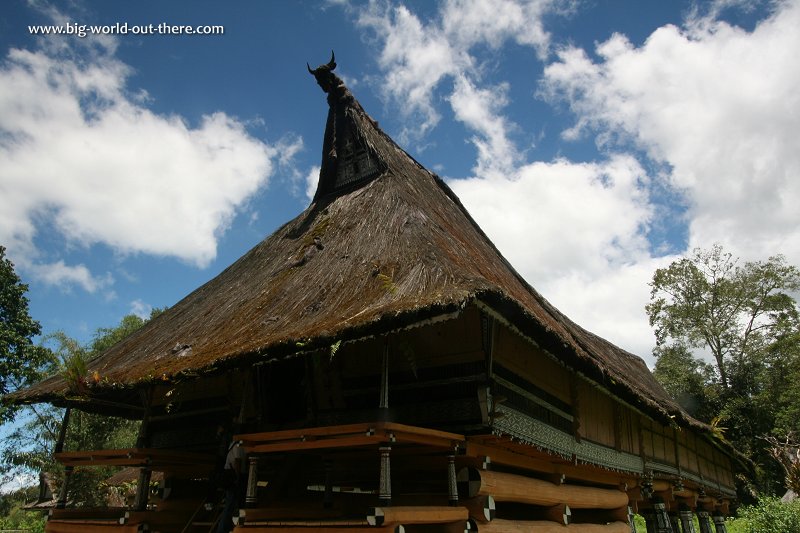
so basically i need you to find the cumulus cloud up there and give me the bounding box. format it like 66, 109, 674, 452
129, 299, 153, 320
449, 155, 659, 356
541, 0, 800, 264
0, 31, 299, 292
354, 0, 565, 141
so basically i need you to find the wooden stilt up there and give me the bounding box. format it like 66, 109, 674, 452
55, 465, 73, 509
696, 507, 713, 533
323, 459, 334, 509
712, 513, 728, 533
651, 498, 674, 533
133, 467, 151, 511
379, 445, 392, 506
245, 455, 259, 507
679, 504, 697, 533
641, 508, 656, 533
379, 339, 389, 410
448, 453, 459, 507
669, 513, 680, 533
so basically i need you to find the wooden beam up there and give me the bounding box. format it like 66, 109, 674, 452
234, 527, 404, 533
458, 468, 629, 510
464, 441, 637, 488
463, 495, 496, 523
44, 520, 144, 533
367, 506, 469, 526
469, 519, 630, 532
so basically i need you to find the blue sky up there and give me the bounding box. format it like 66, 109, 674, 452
2, 0, 799, 368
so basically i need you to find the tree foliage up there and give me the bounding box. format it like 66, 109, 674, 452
0, 246, 50, 423
0, 313, 157, 505
647, 244, 800, 495
647, 244, 800, 391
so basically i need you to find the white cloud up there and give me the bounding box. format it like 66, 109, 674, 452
354, 0, 564, 141
130, 299, 152, 320
541, 0, 800, 264
449, 155, 657, 356
26, 261, 113, 294
304, 165, 321, 202
0, 35, 299, 291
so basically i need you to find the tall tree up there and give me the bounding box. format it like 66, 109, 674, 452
646, 244, 800, 391
647, 244, 800, 494
0, 246, 50, 423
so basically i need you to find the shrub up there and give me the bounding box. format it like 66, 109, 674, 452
737, 496, 800, 533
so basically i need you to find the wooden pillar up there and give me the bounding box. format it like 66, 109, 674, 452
133, 468, 152, 511
653, 496, 675, 533
679, 504, 697, 533
712, 512, 728, 533
696, 506, 713, 533
245, 455, 259, 507
55, 466, 73, 509
379, 339, 389, 411
323, 459, 334, 509
447, 453, 459, 507
669, 513, 681, 533
379, 446, 392, 506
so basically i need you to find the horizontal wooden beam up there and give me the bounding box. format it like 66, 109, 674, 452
470, 519, 630, 532
368, 506, 468, 526
233, 527, 404, 533
458, 468, 629, 510
238, 421, 465, 454
43, 520, 144, 533
464, 440, 637, 488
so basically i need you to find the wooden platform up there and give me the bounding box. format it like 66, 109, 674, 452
236, 422, 465, 453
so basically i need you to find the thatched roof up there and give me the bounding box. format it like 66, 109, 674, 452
11, 59, 705, 435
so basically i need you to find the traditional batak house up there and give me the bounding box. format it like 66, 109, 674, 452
12, 55, 741, 533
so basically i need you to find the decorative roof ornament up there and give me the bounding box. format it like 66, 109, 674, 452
307, 51, 337, 93
306, 52, 378, 199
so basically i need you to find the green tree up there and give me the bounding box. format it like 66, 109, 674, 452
0, 246, 50, 423
652, 344, 717, 421
647, 245, 800, 494
647, 244, 800, 391
1, 313, 157, 505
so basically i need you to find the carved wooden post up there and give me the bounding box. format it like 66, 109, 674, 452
653, 497, 675, 533
447, 453, 458, 506
245, 455, 259, 507
696, 505, 713, 533
378, 446, 392, 506
669, 512, 681, 533
712, 512, 728, 533
679, 503, 697, 533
